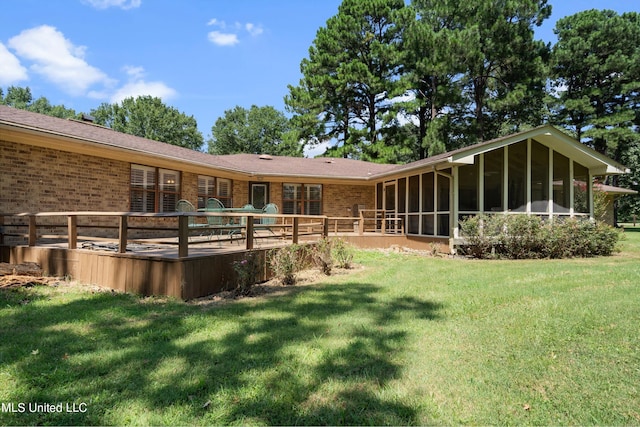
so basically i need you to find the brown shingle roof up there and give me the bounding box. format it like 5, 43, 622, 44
0, 105, 395, 180
0, 106, 630, 180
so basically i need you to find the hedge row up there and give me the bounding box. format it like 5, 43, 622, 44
459, 215, 621, 259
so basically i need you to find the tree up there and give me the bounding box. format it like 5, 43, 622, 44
453, 0, 551, 144
394, 1, 465, 159
286, 0, 408, 162
208, 105, 303, 157
549, 9, 640, 156
549, 9, 640, 221
91, 96, 204, 150
1, 85, 77, 118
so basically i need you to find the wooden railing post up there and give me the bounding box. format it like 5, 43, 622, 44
118, 215, 128, 254
359, 212, 364, 235
292, 217, 299, 244
323, 216, 329, 238
178, 215, 189, 258
68, 215, 77, 249
245, 216, 254, 250
28, 215, 37, 246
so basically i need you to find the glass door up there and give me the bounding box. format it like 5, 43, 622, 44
250, 183, 268, 209
383, 182, 398, 233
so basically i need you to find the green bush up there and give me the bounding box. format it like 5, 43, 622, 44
268, 244, 307, 286
312, 238, 333, 275
332, 238, 354, 269
232, 250, 261, 296
459, 214, 621, 259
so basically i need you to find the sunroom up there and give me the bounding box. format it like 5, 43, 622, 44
372, 126, 630, 243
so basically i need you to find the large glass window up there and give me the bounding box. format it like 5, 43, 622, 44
159, 169, 180, 213
130, 164, 180, 213
553, 152, 571, 213
574, 162, 590, 214
197, 176, 216, 209
437, 173, 450, 236
422, 172, 434, 212
216, 178, 232, 207
397, 178, 406, 214
408, 175, 420, 213
283, 183, 322, 215
484, 148, 503, 212
531, 140, 549, 213
437, 173, 450, 212
130, 165, 156, 212
458, 160, 479, 211
508, 142, 527, 212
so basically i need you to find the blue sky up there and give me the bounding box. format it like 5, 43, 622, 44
1, 0, 638, 147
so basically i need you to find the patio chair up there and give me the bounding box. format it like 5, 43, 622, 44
176, 199, 206, 239
239, 204, 255, 226
204, 197, 229, 241
259, 203, 279, 236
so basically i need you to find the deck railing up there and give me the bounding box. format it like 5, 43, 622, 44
0, 211, 331, 258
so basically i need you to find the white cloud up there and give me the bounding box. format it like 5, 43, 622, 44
7, 25, 113, 96
0, 42, 28, 85
123, 65, 145, 80
245, 23, 264, 37
109, 66, 176, 103
207, 18, 225, 28
207, 31, 239, 47
83, 0, 141, 10
206, 18, 264, 46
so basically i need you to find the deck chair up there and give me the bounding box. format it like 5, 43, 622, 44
259, 203, 279, 236
176, 199, 206, 238
204, 198, 228, 241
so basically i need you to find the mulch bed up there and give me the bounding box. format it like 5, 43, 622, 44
0, 262, 63, 289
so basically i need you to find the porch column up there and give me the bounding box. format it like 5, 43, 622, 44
68, 215, 77, 250
452, 166, 459, 239
178, 215, 189, 258
588, 171, 594, 220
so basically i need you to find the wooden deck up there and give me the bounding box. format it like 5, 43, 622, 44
0, 211, 448, 299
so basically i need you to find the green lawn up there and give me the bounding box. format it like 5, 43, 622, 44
1, 229, 639, 426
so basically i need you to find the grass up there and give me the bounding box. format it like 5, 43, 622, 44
1, 229, 639, 425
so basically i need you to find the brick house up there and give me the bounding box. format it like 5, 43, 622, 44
0, 105, 632, 249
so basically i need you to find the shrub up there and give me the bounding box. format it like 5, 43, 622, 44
268, 244, 307, 286
501, 215, 544, 259
232, 250, 261, 296
312, 238, 333, 275
332, 238, 354, 269
459, 214, 505, 259
460, 214, 620, 259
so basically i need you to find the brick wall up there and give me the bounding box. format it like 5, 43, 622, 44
1, 140, 129, 213
0, 140, 377, 240
323, 183, 375, 218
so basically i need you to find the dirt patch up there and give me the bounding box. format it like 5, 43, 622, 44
0, 262, 65, 289
190, 264, 366, 306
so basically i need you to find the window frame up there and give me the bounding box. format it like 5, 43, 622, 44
282, 183, 323, 215
130, 164, 181, 213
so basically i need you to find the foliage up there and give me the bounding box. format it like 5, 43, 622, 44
459, 214, 621, 259
208, 105, 302, 156
549, 9, 640, 158
1, 85, 78, 118
285, 0, 408, 161
91, 96, 204, 150
268, 244, 308, 286
331, 238, 354, 269
311, 238, 333, 275
231, 250, 261, 296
